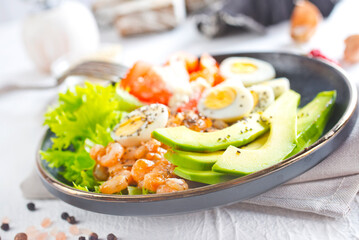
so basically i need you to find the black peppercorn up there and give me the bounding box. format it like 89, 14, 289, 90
89, 232, 98, 240
78, 236, 86, 240
14, 233, 28, 240
107, 233, 117, 240
67, 216, 77, 224
27, 202, 36, 211
0, 223, 9, 231
61, 212, 69, 220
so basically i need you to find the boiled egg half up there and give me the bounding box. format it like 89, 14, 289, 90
111, 104, 169, 147
248, 85, 275, 112
220, 57, 275, 86
261, 77, 290, 98
197, 83, 254, 122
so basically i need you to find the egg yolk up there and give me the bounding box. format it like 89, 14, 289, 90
250, 90, 259, 107
204, 87, 236, 109
115, 115, 145, 136
231, 62, 258, 74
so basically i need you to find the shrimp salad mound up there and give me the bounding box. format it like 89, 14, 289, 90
41, 52, 336, 195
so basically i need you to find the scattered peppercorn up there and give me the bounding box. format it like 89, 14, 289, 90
61, 212, 69, 220
27, 202, 36, 211
0, 223, 9, 231
107, 233, 117, 240
89, 232, 99, 240
14, 233, 27, 240
78, 236, 86, 240
67, 216, 77, 224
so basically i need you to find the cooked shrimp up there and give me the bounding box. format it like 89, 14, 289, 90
134, 145, 148, 159
89, 144, 106, 161
144, 139, 162, 152
100, 170, 131, 194
108, 162, 124, 177
131, 159, 155, 183
156, 178, 188, 193
122, 146, 137, 160
141, 172, 166, 192
145, 152, 164, 161
152, 159, 175, 176
98, 142, 124, 167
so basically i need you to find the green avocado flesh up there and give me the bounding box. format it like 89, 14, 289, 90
152, 113, 268, 152
174, 167, 236, 185
212, 90, 300, 175
167, 91, 336, 177
165, 149, 223, 171
288, 90, 336, 157
165, 132, 270, 171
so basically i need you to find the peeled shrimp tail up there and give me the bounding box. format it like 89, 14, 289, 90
99, 170, 131, 194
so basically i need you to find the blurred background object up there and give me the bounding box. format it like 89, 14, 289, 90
290, 1, 322, 43
92, 0, 186, 36
22, 0, 100, 73
344, 35, 359, 64
0, 0, 348, 78
195, 0, 337, 38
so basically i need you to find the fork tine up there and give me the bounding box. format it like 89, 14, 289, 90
76, 61, 128, 73
68, 67, 125, 79
57, 61, 129, 85
66, 68, 123, 80
71, 61, 128, 76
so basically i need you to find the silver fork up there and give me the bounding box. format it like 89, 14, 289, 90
0, 61, 129, 94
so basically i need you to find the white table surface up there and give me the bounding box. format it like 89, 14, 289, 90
1, 0, 359, 239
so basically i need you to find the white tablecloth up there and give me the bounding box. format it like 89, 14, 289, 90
1, 0, 359, 239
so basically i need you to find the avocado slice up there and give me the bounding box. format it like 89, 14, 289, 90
165, 149, 223, 171
242, 132, 270, 150
174, 167, 236, 185
172, 91, 335, 183
166, 91, 335, 173
152, 113, 268, 152
165, 132, 269, 171
288, 90, 336, 156
212, 90, 300, 175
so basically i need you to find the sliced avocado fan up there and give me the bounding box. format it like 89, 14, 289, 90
167, 91, 336, 175
212, 90, 300, 175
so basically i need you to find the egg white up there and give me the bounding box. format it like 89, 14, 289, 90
220, 57, 275, 86
111, 104, 169, 147
261, 77, 290, 98
248, 85, 275, 112
197, 83, 254, 122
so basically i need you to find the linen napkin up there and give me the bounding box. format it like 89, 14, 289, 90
21, 87, 359, 219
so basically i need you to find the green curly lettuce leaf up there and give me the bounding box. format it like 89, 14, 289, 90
40, 149, 97, 188
41, 82, 143, 191
45, 82, 141, 150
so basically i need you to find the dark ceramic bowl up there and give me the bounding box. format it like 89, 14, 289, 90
36, 52, 358, 216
